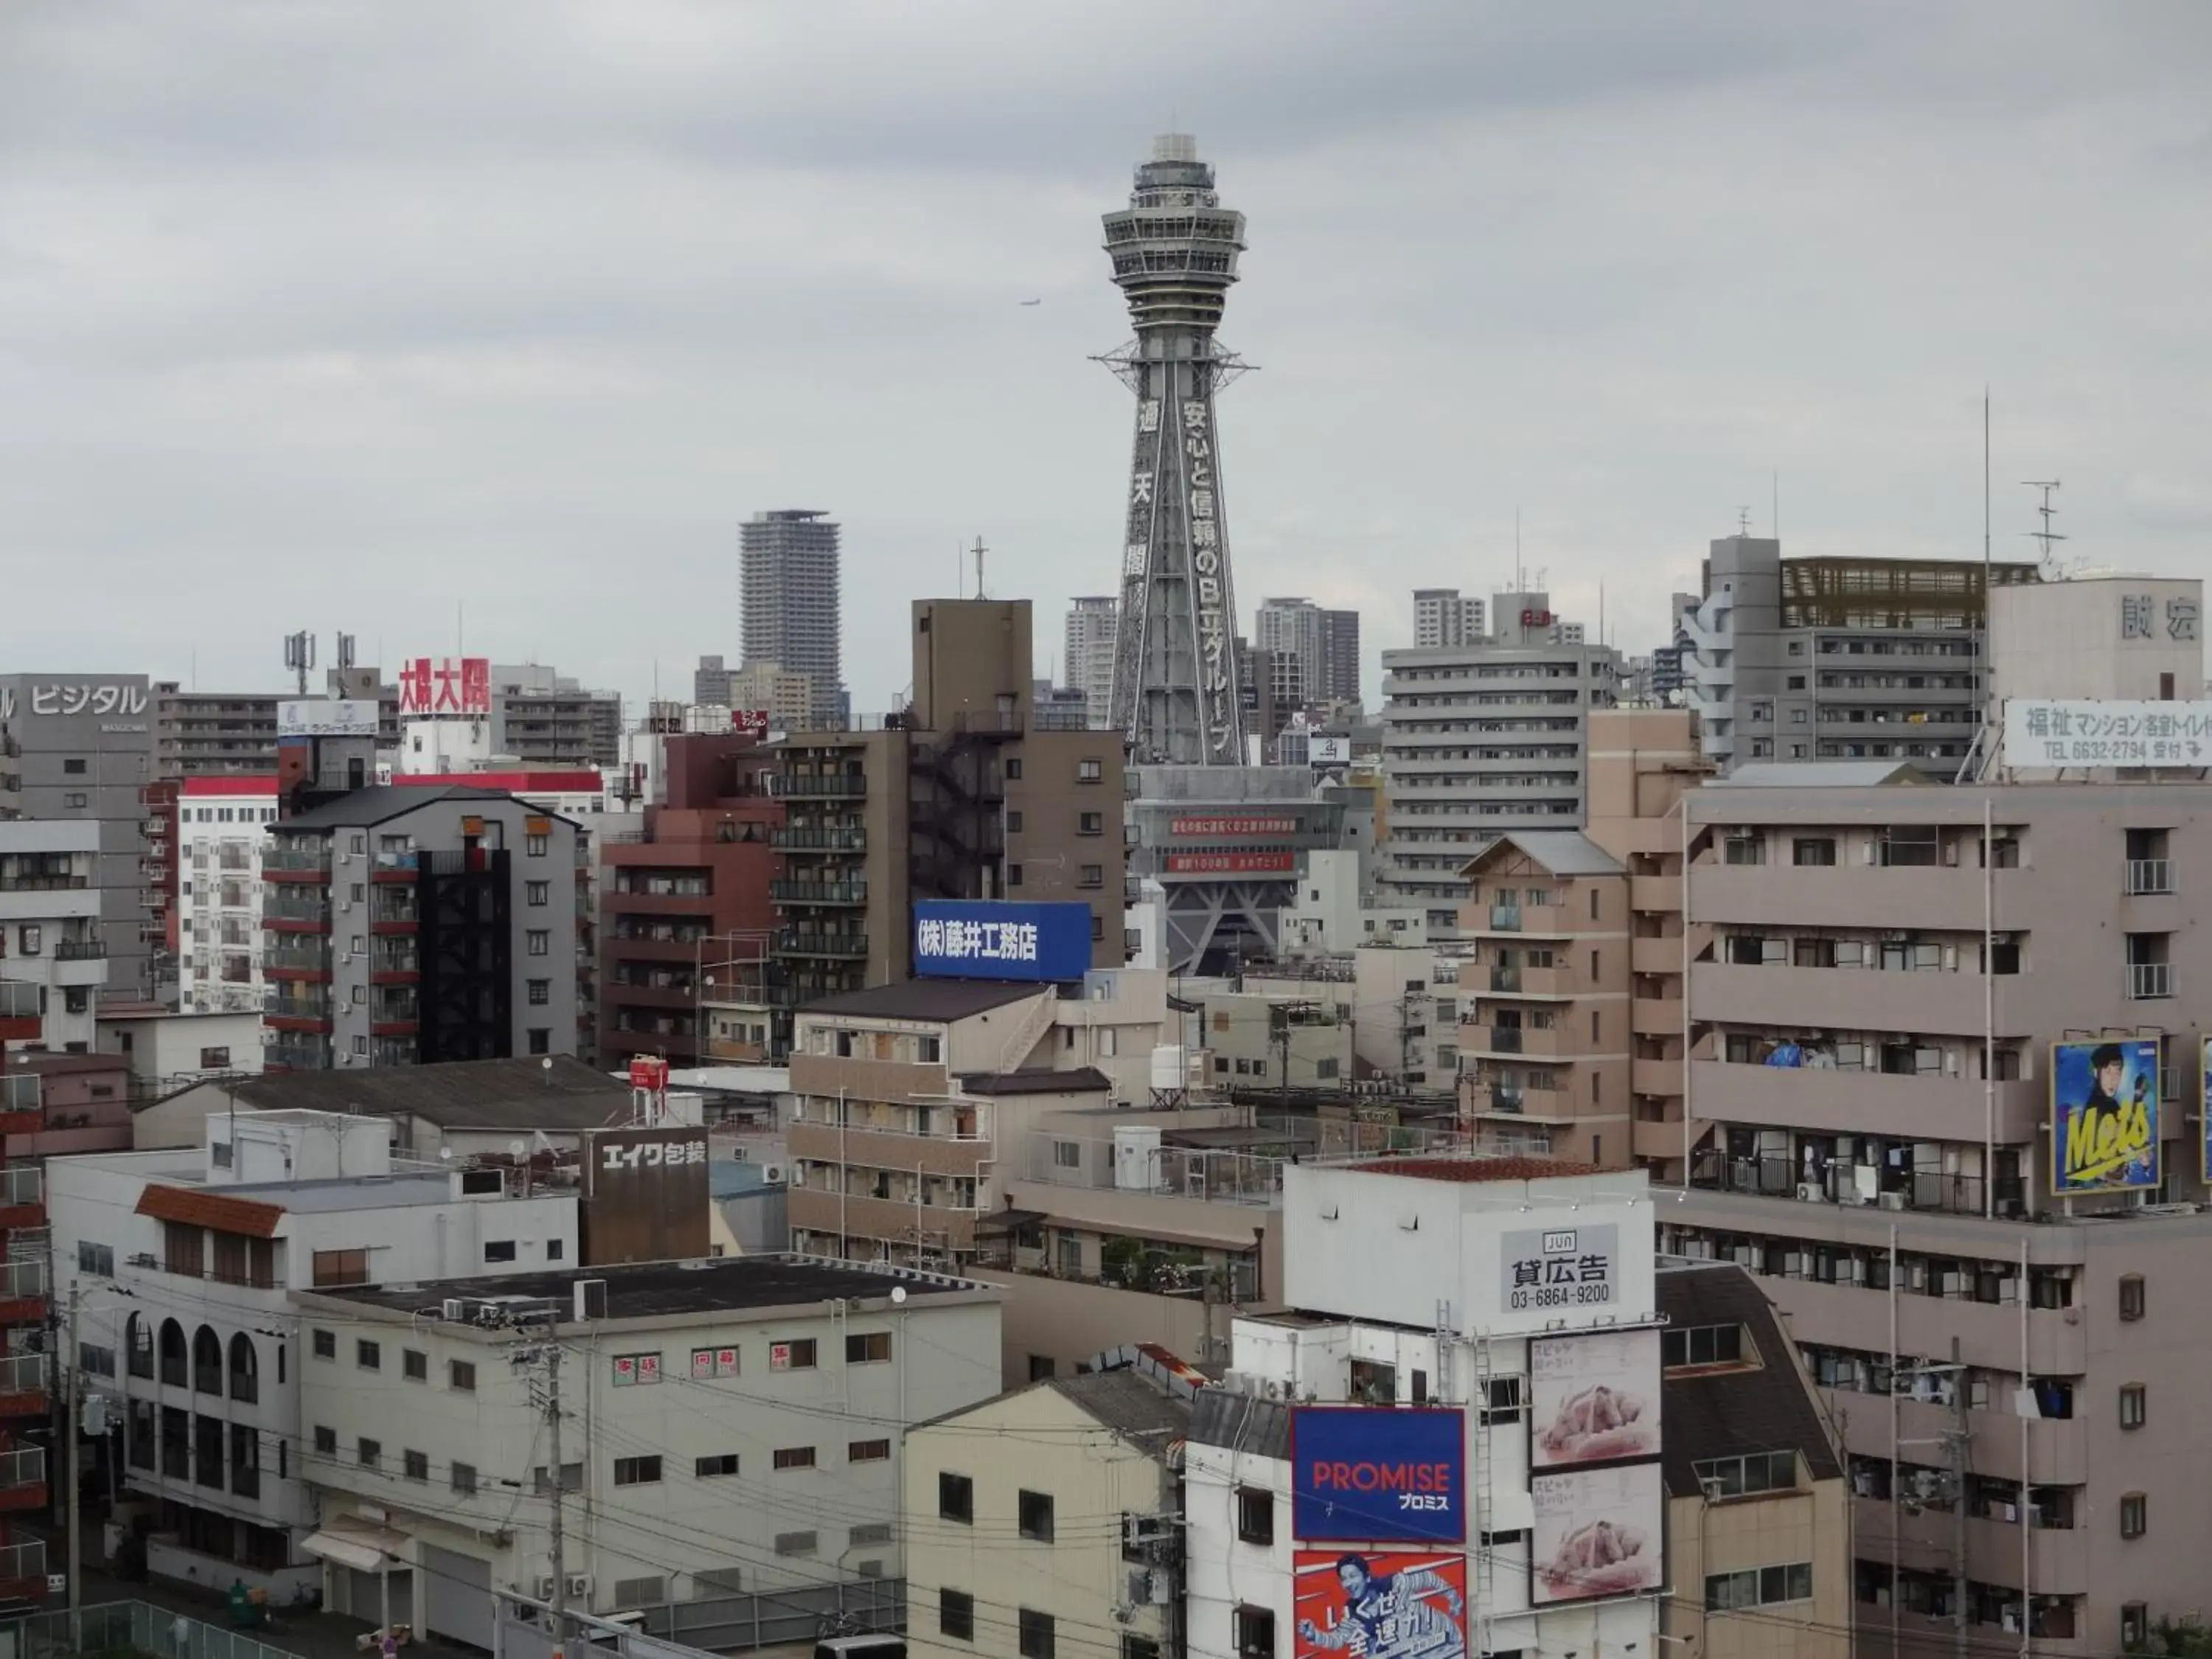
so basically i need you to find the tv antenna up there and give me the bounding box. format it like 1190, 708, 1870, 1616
971, 536, 988, 600
1736, 506, 1752, 537
2022, 480, 2065, 575
282, 631, 316, 695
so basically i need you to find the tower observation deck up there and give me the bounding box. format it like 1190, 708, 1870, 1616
1101, 133, 1251, 765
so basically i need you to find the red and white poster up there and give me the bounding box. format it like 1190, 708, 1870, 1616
731, 709, 771, 738
1171, 814, 1298, 838
1293, 1550, 1468, 1659
399, 656, 491, 717
1166, 851, 1296, 875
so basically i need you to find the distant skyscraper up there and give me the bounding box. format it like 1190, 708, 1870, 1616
1102, 133, 1250, 765
1318, 608, 1362, 704
692, 653, 732, 707
740, 510, 842, 724
1062, 597, 1120, 730
1254, 598, 1324, 705
1413, 588, 1486, 648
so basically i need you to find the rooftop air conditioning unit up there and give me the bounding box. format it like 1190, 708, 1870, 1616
566, 1575, 591, 1599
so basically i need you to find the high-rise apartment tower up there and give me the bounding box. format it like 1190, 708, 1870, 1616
740, 510, 842, 725
1062, 597, 1119, 729
1102, 135, 1249, 765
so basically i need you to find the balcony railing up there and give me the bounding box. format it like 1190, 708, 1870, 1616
776, 931, 869, 959
266, 1039, 332, 1071
263, 893, 332, 924
0, 1447, 41, 1494
0, 1261, 45, 1301
265, 993, 333, 1022
263, 942, 333, 972
373, 992, 419, 1023
1, 1075, 36, 1115
0, 1354, 48, 1396
778, 773, 868, 798
772, 880, 868, 905
0, 981, 38, 1020
2126, 859, 2172, 896
262, 846, 332, 874
52, 939, 107, 961
1489, 905, 1522, 931
0, 1167, 41, 1208
1024, 1135, 1285, 1208
372, 894, 420, 925
0, 874, 89, 893
771, 827, 866, 853
1487, 1085, 1526, 1114
2128, 962, 2173, 1001
1489, 966, 1520, 993
370, 947, 420, 975
1691, 1150, 2023, 1218
1486, 1027, 1524, 1054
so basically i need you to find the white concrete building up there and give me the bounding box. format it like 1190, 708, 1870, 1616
1350, 942, 1477, 1094
49, 1111, 578, 1595
1277, 849, 1431, 956
1413, 590, 1486, 651
0, 818, 111, 1050
293, 1256, 1003, 1646
176, 776, 279, 1016
98, 1008, 264, 1093
1183, 1155, 1663, 1659
1062, 597, 1120, 731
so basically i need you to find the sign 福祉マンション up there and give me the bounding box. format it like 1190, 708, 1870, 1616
1290, 1406, 1465, 1543
912, 900, 1093, 983
2003, 699, 2212, 768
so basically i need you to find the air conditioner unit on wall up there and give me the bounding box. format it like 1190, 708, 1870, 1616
535, 1577, 557, 1601
566, 1575, 591, 1599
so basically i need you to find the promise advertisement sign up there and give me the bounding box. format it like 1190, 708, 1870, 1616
1290, 1407, 1465, 1543
2051, 1038, 2160, 1194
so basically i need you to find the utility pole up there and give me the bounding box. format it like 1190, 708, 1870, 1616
65, 1280, 80, 1611
1950, 1336, 1969, 1659
546, 1311, 568, 1645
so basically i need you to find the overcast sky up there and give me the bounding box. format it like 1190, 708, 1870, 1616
3, 1, 2208, 712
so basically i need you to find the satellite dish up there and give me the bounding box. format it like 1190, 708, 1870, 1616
439, 1148, 453, 1162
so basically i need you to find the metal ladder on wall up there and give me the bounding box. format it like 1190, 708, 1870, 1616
1464, 1326, 1496, 1653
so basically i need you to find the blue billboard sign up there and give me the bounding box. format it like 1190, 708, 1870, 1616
1291, 1407, 1467, 1543
912, 900, 1093, 984
2051, 1037, 2160, 1194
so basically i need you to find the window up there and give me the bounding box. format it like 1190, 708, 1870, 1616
62, 794, 86, 810
771, 1338, 818, 1370
695, 1454, 740, 1478
849, 1439, 891, 1463
356, 1339, 381, 1370
1018, 1489, 1054, 1543
527, 1028, 551, 1055
1079, 863, 1103, 888
1006, 758, 1022, 780
1078, 812, 1104, 835
614, 1455, 663, 1486
1663, 1324, 1747, 1369
774, 1531, 818, 1557
80, 1343, 116, 1378
1694, 1450, 1797, 1498
2121, 1383, 2146, 1430
1020, 1609, 1056, 1659
452, 1462, 478, 1497
77, 1241, 115, 1278
772, 1446, 816, 1471
312, 1249, 369, 1288
939, 1589, 975, 1643
1792, 837, 1837, 867
612, 1577, 665, 1609
1234, 1605, 1276, 1659
940, 1471, 975, 1523
450, 1360, 477, 1391
403, 1450, 429, 1482
199, 1046, 232, 1069
528, 979, 551, 1005
1077, 759, 1103, 783
358, 1437, 380, 1470
2125, 1604, 2151, 1649
2119, 1275, 2146, 1321
1124, 1639, 1162, 1659
526, 930, 550, 956
526, 833, 549, 857
403, 1349, 428, 1382
846, 1332, 891, 1363
534, 1463, 584, 1494
1008, 863, 1023, 888
313, 1426, 337, 1457
1236, 1486, 1274, 1545
850, 1523, 894, 1547
526, 880, 549, 906
485, 1240, 518, 1263
1705, 1562, 1814, 1609
63, 758, 86, 775
2121, 1492, 2147, 1538
1028, 1354, 1057, 1381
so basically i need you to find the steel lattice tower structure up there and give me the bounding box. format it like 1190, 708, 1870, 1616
1100, 134, 1253, 765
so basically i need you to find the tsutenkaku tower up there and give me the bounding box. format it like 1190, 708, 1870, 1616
1101, 133, 1252, 765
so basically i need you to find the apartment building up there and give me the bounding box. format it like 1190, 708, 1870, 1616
0, 1053, 49, 1604
490, 664, 622, 769
1413, 588, 1486, 650
48, 1110, 577, 1596
1348, 942, 1475, 1091
773, 600, 1124, 1019
1674, 535, 2038, 774
725, 660, 817, 732
1656, 1259, 1848, 1659
1650, 771, 2212, 1656
0, 818, 109, 1051
905, 1349, 1196, 1659
598, 734, 779, 1067
177, 776, 280, 1015
293, 1258, 1001, 1641
1062, 596, 1119, 730
261, 786, 581, 1071
1378, 594, 1620, 931
742, 509, 844, 725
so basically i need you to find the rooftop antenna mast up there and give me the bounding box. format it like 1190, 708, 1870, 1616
2022, 480, 2065, 576
1736, 506, 1752, 537
282, 631, 316, 696
971, 537, 988, 601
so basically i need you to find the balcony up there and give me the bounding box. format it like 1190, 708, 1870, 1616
788, 1119, 990, 1179
0, 1352, 48, 1418
2124, 858, 2171, 896
0, 1257, 45, 1323
0, 1166, 42, 1231
262, 846, 332, 879
772, 827, 866, 853
779, 773, 868, 799
372, 893, 419, 928
1691, 858, 1992, 932
1486, 963, 1573, 998
0, 1445, 48, 1512
772, 880, 868, 905
266, 1038, 332, 1071
52, 939, 107, 962
1691, 961, 1999, 1038
1750, 1270, 2084, 1377
372, 992, 418, 1035
1690, 1057, 2043, 1143
265, 992, 333, 1032
262, 893, 332, 931
0, 981, 38, 1044
263, 941, 334, 978
1487, 905, 1521, 932
2126, 961, 2172, 1001
369, 947, 420, 983
776, 931, 869, 959
0, 1074, 37, 1130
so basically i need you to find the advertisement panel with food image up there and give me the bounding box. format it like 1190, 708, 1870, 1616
1528, 1329, 1662, 1470
1293, 1549, 1468, 1659
1531, 1463, 1665, 1604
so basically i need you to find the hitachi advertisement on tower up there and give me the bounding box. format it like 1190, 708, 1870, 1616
2051, 1038, 2160, 1194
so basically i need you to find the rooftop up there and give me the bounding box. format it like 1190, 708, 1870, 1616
799, 979, 1046, 1023
1346, 1155, 1605, 1183
1708, 760, 1921, 789
1189, 1388, 1293, 1458
313, 1254, 981, 1321
1461, 830, 1624, 880
956, 1066, 1112, 1096
277, 784, 556, 831
174, 1056, 635, 1131
1655, 1259, 1844, 1499
4, 1051, 131, 1077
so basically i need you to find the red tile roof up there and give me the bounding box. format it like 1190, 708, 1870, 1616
181, 776, 279, 797
1348, 1155, 1606, 1183
136, 1184, 285, 1238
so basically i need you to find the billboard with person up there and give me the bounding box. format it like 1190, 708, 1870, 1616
2051, 1037, 2161, 1194
1528, 1330, 1662, 1470
1530, 1462, 1665, 1604
1293, 1550, 1468, 1659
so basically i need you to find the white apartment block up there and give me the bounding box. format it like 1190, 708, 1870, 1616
0, 818, 109, 1050
1064, 597, 1120, 731
1413, 589, 1486, 650
177, 776, 279, 1016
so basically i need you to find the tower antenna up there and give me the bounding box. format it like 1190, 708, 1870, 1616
972, 536, 988, 601
2022, 479, 2065, 575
